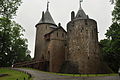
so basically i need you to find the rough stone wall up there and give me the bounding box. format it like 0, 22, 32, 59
67, 19, 102, 74
34, 24, 56, 60
48, 28, 66, 72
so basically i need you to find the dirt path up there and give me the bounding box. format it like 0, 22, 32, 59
14, 68, 120, 80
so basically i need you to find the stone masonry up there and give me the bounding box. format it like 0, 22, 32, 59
33, 1, 112, 74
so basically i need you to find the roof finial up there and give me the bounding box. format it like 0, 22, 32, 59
47, 0, 50, 11
79, 0, 83, 10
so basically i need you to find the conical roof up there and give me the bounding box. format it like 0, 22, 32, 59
39, 10, 56, 25
76, 9, 88, 19
38, 1, 57, 27
75, 0, 88, 19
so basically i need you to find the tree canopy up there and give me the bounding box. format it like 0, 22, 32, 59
100, 0, 120, 72
0, 0, 31, 67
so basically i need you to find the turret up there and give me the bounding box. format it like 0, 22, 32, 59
36, 1, 57, 27
34, 1, 66, 73
34, 1, 57, 60
66, 0, 108, 74
76, 0, 88, 19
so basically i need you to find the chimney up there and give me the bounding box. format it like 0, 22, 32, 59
71, 11, 75, 21
42, 11, 44, 22
58, 23, 61, 27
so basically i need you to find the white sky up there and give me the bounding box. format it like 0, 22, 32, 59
14, 0, 114, 57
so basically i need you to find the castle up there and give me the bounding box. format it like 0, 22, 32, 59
14, 1, 111, 74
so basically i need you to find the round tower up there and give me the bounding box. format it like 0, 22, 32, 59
67, 0, 103, 74
34, 2, 57, 60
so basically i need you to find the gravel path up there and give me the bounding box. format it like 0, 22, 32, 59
14, 68, 120, 80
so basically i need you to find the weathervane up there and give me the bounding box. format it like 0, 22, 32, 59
110, 0, 114, 4
79, 0, 83, 10
47, 0, 50, 11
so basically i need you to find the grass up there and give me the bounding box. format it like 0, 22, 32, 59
0, 68, 30, 80
54, 73, 118, 77
49, 72, 118, 77
21, 67, 119, 77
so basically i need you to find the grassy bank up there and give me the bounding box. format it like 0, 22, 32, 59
0, 68, 30, 80
54, 73, 118, 77
22, 67, 119, 77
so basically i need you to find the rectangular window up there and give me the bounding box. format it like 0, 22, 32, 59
57, 32, 58, 37
62, 33, 64, 37
85, 20, 88, 25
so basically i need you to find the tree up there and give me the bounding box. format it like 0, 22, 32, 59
0, 0, 22, 19
100, 0, 120, 72
0, 0, 31, 67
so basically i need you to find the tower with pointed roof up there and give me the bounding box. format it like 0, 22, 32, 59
14, 0, 112, 74
33, 0, 111, 73
34, 2, 66, 72
34, 1, 57, 60
65, 0, 106, 74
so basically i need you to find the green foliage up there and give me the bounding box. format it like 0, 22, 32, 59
0, 68, 29, 80
112, 0, 120, 23
24, 54, 32, 61
0, 17, 30, 67
0, 0, 31, 67
100, 0, 120, 72
0, 0, 22, 19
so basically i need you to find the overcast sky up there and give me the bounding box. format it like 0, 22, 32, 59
14, 0, 114, 57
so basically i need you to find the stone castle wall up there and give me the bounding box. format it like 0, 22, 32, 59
34, 15, 111, 73
48, 28, 66, 72
34, 24, 55, 60
67, 19, 102, 74
34, 24, 66, 72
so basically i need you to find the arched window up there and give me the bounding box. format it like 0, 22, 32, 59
85, 20, 88, 25
69, 29, 72, 32
62, 33, 64, 37
48, 51, 50, 60
81, 27, 84, 32
88, 57, 90, 60
41, 55, 44, 60
81, 29, 82, 32
57, 32, 58, 37
48, 51, 50, 54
